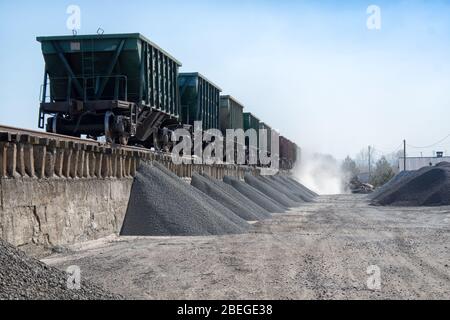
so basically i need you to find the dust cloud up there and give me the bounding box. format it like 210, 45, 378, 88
293, 151, 345, 195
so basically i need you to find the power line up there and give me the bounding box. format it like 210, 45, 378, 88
372, 142, 404, 156
356, 135, 447, 161
407, 134, 450, 149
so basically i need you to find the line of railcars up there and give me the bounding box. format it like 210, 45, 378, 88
36, 33, 299, 169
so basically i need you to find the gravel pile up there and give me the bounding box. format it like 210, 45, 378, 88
191, 173, 260, 221
279, 176, 319, 197
200, 173, 272, 219
271, 176, 316, 201
120, 162, 250, 236
259, 175, 312, 202
0, 239, 119, 300
244, 174, 301, 208
152, 162, 255, 227
192, 173, 271, 221
371, 162, 450, 206
277, 175, 316, 199
223, 176, 286, 213
369, 171, 413, 200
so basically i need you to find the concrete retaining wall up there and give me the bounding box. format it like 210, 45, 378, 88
0, 130, 262, 252
0, 177, 132, 250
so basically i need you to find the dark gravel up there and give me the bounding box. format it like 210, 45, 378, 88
259, 175, 311, 202
0, 239, 119, 300
223, 176, 287, 213
279, 176, 319, 197
200, 173, 272, 219
192, 173, 271, 221
152, 162, 253, 228
371, 162, 450, 206
369, 171, 413, 200
270, 176, 316, 202
120, 162, 250, 236
244, 174, 300, 208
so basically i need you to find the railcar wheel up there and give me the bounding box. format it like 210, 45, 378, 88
104, 111, 114, 143
51, 113, 59, 133
118, 135, 129, 145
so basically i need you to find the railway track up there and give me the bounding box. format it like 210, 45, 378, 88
0, 123, 261, 180
0, 123, 173, 180
0, 124, 255, 165
0, 124, 152, 154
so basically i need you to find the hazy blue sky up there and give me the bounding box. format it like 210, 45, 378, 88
1, 0, 449, 159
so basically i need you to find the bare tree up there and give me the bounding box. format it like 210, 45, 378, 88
355, 145, 376, 173
341, 156, 359, 180
383, 150, 403, 173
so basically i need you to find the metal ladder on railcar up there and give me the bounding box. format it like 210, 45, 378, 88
81, 39, 96, 101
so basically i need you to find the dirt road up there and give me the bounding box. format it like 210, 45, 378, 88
42, 194, 450, 299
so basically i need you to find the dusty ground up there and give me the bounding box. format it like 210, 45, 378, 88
42, 194, 450, 299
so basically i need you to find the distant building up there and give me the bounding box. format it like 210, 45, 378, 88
398, 151, 450, 171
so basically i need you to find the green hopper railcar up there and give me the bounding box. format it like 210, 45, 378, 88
37, 33, 181, 146
178, 73, 221, 131
219, 95, 244, 133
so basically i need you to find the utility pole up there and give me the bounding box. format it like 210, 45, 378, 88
403, 139, 406, 171
368, 145, 371, 180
